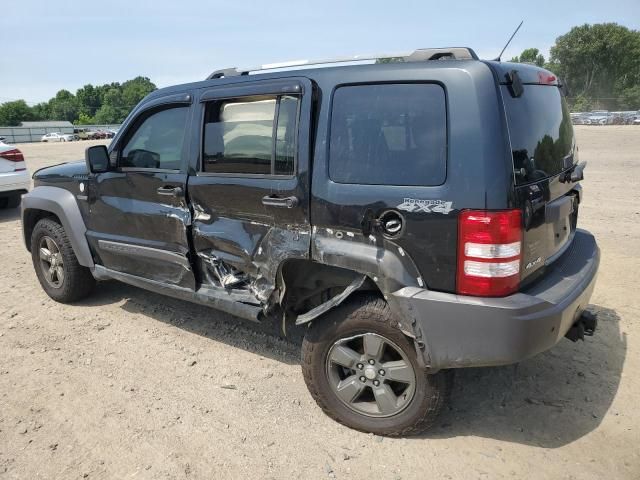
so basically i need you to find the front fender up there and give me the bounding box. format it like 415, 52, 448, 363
21, 186, 94, 267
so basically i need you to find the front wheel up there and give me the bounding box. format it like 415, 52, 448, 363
301, 294, 448, 436
30, 218, 95, 303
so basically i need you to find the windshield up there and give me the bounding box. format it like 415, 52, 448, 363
502, 85, 575, 185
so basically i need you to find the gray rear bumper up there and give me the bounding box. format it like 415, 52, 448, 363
388, 229, 600, 369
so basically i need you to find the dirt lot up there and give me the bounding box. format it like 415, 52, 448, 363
0, 128, 638, 479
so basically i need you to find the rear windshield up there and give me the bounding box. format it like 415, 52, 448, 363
329, 83, 447, 186
502, 85, 575, 185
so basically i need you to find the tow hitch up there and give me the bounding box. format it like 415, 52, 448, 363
565, 310, 598, 342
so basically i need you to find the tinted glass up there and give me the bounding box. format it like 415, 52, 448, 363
502, 85, 575, 185
121, 107, 188, 170
203, 95, 299, 175
329, 84, 447, 186
274, 95, 298, 175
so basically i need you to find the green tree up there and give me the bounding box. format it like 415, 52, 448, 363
30, 102, 50, 121
520, 48, 545, 67
0, 100, 33, 126
93, 88, 127, 124
619, 85, 640, 110
75, 112, 95, 125
569, 94, 593, 112
76, 84, 102, 117
510, 48, 545, 67
121, 76, 156, 109
48, 90, 78, 122
550, 23, 640, 102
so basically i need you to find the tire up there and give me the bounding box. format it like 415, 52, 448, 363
30, 218, 95, 303
6, 195, 20, 209
301, 294, 449, 436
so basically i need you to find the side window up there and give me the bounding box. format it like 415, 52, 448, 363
329, 84, 447, 186
202, 95, 299, 175
120, 106, 188, 170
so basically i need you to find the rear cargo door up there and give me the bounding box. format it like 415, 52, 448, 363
500, 77, 580, 283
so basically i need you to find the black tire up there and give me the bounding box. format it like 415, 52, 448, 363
30, 218, 95, 303
301, 294, 449, 436
6, 195, 20, 209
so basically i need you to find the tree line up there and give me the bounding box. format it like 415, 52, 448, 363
1, 22, 639, 126
0, 77, 156, 126
509, 23, 640, 111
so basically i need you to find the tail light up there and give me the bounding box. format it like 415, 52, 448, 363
0, 148, 26, 171
457, 209, 523, 297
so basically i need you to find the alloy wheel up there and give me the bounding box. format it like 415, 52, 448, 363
39, 235, 65, 288
325, 332, 417, 417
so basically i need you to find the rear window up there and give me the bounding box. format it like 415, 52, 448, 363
502, 85, 575, 185
329, 84, 447, 186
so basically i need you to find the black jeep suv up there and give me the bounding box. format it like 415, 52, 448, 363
22, 47, 599, 436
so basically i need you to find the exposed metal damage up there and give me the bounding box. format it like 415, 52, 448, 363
189, 197, 429, 330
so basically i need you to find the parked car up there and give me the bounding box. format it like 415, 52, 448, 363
41, 132, 74, 142
73, 128, 91, 140
0, 138, 29, 208
21, 47, 599, 436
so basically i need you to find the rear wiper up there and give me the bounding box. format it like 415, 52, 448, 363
560, 161, 586, 183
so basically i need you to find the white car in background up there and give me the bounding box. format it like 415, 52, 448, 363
0, 137, 30, 209
41, 132, 74, 142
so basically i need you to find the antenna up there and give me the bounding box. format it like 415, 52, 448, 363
495, 20, 524, 61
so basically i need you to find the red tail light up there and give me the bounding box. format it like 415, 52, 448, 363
457, 209, 523, 297
0, 148, 26, 171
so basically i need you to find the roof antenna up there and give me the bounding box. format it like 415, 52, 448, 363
494, 20, 523, 61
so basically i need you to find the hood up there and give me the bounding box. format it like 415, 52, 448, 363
33, 160, 88, 183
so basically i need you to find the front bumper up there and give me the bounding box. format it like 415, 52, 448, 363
388, 229, 600, 369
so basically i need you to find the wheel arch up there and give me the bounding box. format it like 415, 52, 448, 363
21, 186, 94, 267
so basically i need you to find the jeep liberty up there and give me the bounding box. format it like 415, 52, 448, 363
22, 47, 599, 435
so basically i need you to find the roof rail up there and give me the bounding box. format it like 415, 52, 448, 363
206, 47, 478, 80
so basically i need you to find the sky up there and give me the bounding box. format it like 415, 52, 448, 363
2, 0, 639, 104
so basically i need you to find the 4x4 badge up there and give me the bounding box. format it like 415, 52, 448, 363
397, 198, 454, 215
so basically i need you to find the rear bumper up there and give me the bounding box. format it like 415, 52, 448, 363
0, 170, 30, 196
388, 229, 600, 369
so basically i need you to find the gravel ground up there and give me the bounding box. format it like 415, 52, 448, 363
0, 127, 638, 479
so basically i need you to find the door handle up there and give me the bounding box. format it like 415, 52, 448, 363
262, 195, 299, 208
157, 186, 184, 197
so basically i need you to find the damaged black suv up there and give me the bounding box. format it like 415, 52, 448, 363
22, 47, 599, 436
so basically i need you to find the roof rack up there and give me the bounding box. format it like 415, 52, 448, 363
206, 47, 478, 80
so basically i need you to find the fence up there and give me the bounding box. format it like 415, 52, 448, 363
0, 125, 121, 144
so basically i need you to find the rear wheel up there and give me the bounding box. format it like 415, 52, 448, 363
30, 218, 95, 302
301, 294, 448, 436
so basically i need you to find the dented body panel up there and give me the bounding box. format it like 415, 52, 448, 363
186, 77, 314, 301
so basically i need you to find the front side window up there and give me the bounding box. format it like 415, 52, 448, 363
202, 95, 299, 175
120, 106, 188, 170
329, 83, 447, 186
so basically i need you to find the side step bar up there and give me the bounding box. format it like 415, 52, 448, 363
565, 310, 598, 342
92, 265, 263, 323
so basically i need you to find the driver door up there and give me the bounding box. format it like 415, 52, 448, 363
85, 93, 196, 289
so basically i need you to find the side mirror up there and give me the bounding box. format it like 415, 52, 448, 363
85, 145, 110, 173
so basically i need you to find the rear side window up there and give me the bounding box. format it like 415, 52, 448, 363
202, 95, 299, 175
502, 85, 575, 185
329, 84, 447, 186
